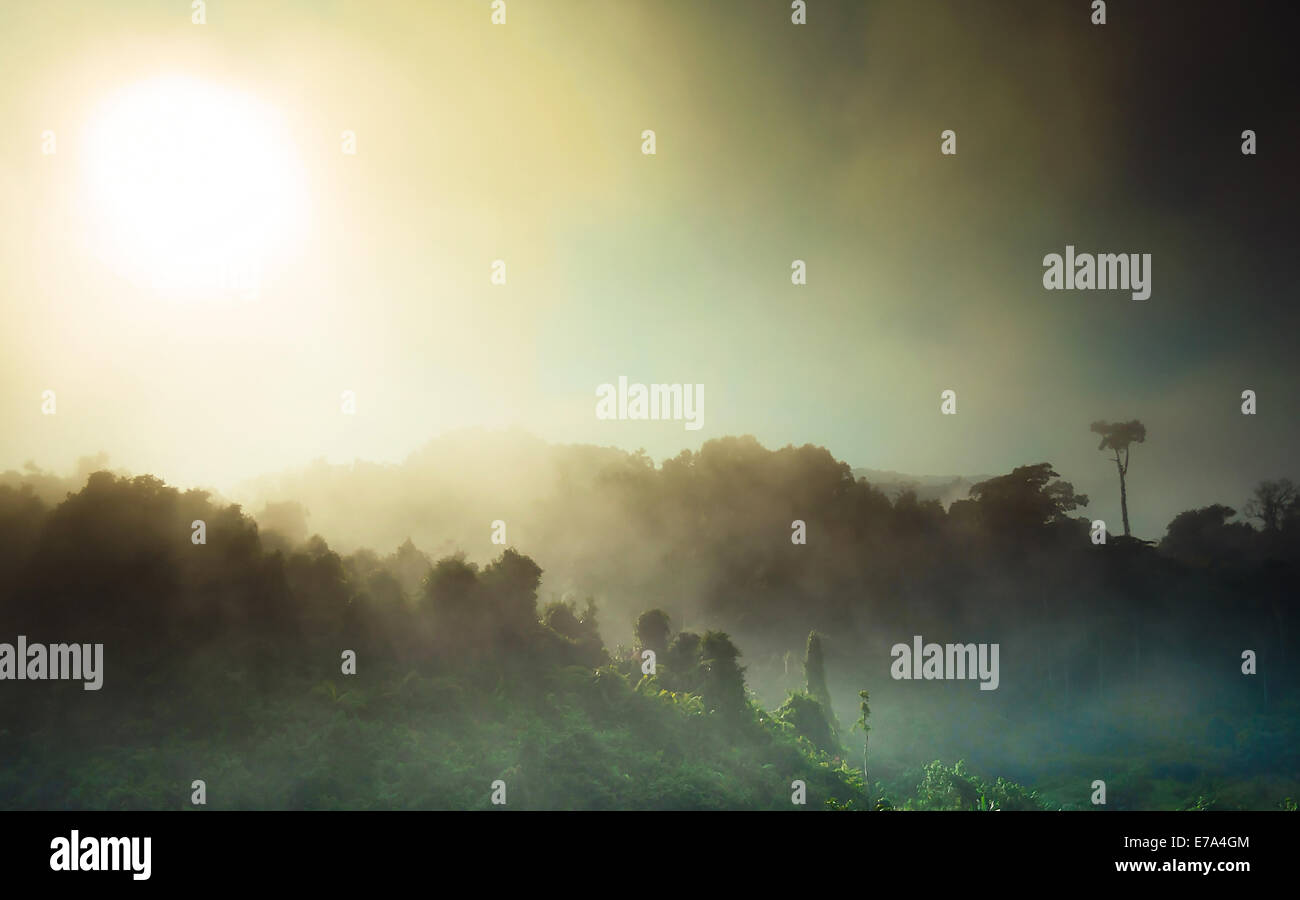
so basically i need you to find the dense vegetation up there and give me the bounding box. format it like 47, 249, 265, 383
0, 470, 940, 809
1, 435, 1297, 809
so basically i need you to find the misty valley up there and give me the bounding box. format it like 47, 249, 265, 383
1, 0, 1294, 884
0, 433, 1294, 811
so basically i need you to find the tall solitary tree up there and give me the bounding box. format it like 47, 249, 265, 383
852, 689, 871, 788
804, 631, 840, 736
1091, 419, 1146, 537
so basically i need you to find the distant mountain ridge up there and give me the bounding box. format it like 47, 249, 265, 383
851, 468, 994, 508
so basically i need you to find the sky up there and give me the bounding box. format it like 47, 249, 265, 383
1, 0, 1296, 538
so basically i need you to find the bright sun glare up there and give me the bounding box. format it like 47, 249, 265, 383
81, 75, 305, 300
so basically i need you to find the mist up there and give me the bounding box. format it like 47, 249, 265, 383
3, 428, 1294, 809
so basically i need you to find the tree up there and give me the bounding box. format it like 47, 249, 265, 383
803, 631, 839, 735
698, 631, 746, 716
1244, 479, 1298, 533
772, 692, 838, 755
851, 690, 871, 786
1090, 419, 1146, 537
1160, 504, 1254, 566
960, 463, 1088, 536
480, 548, 543, 632
634, 608, 672, 659
664, 630, 703, 692
541, 597, 605, 667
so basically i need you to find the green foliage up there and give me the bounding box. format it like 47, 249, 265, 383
802, 632, 839, 737
3, 464, 1292, 811
0, 480, 881, 811
905, 760, 1046, 811
771, 692, 835, 753
698, 631, 746, 717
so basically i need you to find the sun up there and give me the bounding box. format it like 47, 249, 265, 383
81, 75, 306, 300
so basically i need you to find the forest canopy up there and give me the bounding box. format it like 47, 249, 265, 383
0, 434, 1296, 810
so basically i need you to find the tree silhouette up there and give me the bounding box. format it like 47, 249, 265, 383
698, 631, 746, 716
961, 462, 1088, 537
634, 608, 672, 659
1161, 504, 1253, 566
1091, 419, 1146, 537
803, 631, 840, 736
1245, 478, 1298, 533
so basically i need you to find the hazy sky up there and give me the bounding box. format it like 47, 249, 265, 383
1, 0, 1295, 538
